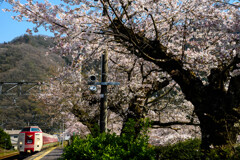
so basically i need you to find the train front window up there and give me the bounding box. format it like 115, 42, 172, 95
31, 128, 40, 132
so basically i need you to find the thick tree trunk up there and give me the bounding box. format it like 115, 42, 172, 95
197, 112, 237, 150
193, 87, 238, 151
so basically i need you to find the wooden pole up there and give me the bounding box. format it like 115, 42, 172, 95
100, 50, 108, 133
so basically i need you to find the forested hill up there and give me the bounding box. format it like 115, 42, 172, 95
0, 35, 64, 132
0, 35, 64, 81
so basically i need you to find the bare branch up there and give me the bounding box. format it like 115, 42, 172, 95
151, 120, 200, 128
149, 13, 159, 41
147, 82, 175, 105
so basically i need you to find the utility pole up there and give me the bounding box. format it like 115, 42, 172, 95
88, 50, 120, 133
100, 50, 108, 133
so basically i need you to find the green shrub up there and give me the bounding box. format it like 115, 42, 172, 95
233, 145, 240, 159
63, 132, 155, 160
63, 119, 156, 160
155, 139, 240, 160
156, 139, 201, 160
0, 128, 12, 149
206, 145, 240, 160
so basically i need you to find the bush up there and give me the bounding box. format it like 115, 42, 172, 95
63, 119, 156, 160
156, 139, 201, 160
155, 139, 240, 160
0, 128, 12, 149
206, 145, 240, 160
63, 133, 155, 160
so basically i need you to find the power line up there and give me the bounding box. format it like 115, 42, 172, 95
0, 82, 44, 96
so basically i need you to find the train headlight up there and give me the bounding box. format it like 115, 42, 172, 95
19, 142, 23, 145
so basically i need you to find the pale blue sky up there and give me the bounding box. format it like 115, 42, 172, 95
0, 1, 55, 43
0, 0, 237, 43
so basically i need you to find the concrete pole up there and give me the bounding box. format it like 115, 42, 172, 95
100, 50, 108, 133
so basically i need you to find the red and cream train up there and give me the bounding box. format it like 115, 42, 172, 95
18, 126, 58, 153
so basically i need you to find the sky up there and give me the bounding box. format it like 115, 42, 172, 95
0, 1, 54, 43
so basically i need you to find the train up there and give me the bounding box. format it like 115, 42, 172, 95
17, 126, 58, 153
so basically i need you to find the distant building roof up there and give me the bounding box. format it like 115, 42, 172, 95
4, 129, 21, 135
22, 126, 40, 128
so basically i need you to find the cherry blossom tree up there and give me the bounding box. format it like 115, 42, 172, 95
39, 53, 194, 139
4, 0, 240, 151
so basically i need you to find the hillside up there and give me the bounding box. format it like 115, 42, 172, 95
0, 35, 63, 81
0, 35, 64, 133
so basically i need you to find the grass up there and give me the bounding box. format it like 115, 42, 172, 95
0, 148, 19, 158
